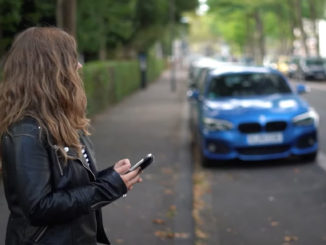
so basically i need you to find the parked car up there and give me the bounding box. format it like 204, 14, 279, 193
287, 57, 300, 78
188, 65, 319, 165
293, 57, 326, 80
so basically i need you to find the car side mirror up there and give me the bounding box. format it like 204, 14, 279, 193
296, 84, 310, 94
187, 89, 200, 100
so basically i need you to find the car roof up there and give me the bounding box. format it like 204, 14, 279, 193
210, 65, 279, 77
192, 57, 231, 69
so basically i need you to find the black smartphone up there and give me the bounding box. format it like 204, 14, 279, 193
128, 153, 154, 172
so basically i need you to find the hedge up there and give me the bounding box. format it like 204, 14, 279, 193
82, 56, 166, 116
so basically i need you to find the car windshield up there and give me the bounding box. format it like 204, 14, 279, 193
306, 59, 324, 66
206, 73, 292, 98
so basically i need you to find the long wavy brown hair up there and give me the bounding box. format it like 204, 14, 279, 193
0, 27, 89, 159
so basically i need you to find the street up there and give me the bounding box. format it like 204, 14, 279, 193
1, 69, 326, 244
193, 78, 326, 245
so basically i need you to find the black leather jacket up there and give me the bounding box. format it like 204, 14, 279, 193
1, 117, 127, 244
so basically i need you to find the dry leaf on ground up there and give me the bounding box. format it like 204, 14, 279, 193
284, 235, 299, 242
153, 219, 166, 225
115, 238, 124, 244
174, 232, 190, 239
154, 230, 174, 239
270, 221, 279, 227
164, 188, 173, 195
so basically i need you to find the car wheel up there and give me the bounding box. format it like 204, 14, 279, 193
300, 152, 317, 162
194, 140, 210, 167
199, 151, 211, 167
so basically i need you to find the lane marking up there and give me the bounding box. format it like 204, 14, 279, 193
317, 152, 326, 172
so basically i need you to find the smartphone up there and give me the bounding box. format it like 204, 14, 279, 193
128, 153, 154, 172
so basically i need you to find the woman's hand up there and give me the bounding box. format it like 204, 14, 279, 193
114, 159, 142, 191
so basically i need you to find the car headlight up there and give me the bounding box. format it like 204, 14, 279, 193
292, 109, 319, 127
203, 117, 233, 131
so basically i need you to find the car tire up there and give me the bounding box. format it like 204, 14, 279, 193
200, 151, 211, 167
194, 140, 210, 167
301, 152, 317, 162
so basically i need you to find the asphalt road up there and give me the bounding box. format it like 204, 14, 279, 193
194, 78, 326, 245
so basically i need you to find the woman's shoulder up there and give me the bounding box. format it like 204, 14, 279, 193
8, 116, 41, 137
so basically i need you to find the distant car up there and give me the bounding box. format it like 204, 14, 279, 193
287, 57, 300, 78
188, 65, 319, 165
294, 57, 326, 80
188, 57, 221, 89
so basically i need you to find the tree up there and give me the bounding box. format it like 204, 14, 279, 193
0, 0, 22, 55
56, 0, 76, 37
0, 0, 55, 57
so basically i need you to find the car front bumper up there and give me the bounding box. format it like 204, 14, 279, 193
200, 126, 318, 161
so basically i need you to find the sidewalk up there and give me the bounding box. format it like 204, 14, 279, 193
0, 68, 194, 245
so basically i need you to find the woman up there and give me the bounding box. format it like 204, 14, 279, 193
0, 27, 142, 244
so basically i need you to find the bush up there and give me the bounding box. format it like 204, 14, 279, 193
82, 57, 165, 116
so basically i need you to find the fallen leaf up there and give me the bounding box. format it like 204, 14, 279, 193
161, 168, 173, 175
270, 221, 279, 227
284, 235, 299, 242
174, 232, 190, 239
169, 205, 176, 212
166, 205, 177, 218
153, 219, 166, 225
154, 230, 174, 239
154, 230, 166, 239
226, 228, 232, 233
196, 229, 208, 239
293, 168, 300, 174
164, 189, 173, 195
115, 238, 124, 244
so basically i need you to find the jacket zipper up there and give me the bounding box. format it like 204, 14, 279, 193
33, 226, 48, 242
77, 158, 96, 181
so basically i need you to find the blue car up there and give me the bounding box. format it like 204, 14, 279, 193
188, 66, 319, 165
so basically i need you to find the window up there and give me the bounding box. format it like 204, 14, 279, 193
206, 73, 291, 99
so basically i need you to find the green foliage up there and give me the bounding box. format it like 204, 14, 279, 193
0, 0, 22, 54
0, 0, 55, 55
0, 0, 198, 59
82, 60, 139, 115
77, 0, 136, 55
207, 0, 326, 58
82, 56, 166, 116
147, 50, 166, 82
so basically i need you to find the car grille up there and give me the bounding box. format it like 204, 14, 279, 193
266, 121, 287, 131
238, 121, 287, 133
237, 145, 290, 155
238, 123, 261, 133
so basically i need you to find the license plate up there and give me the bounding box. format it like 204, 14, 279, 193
247, 133, 283, 145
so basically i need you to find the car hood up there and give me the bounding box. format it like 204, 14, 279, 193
203, 94, 309, 121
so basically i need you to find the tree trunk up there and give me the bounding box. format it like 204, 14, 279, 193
308, 0, 320, 56
245, 14, 255, 62
294, 0, 309, 56
288, 0, 297, 55
56, 0, 76, 37
254, 10, 265, 65
98, 38, 107, 61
